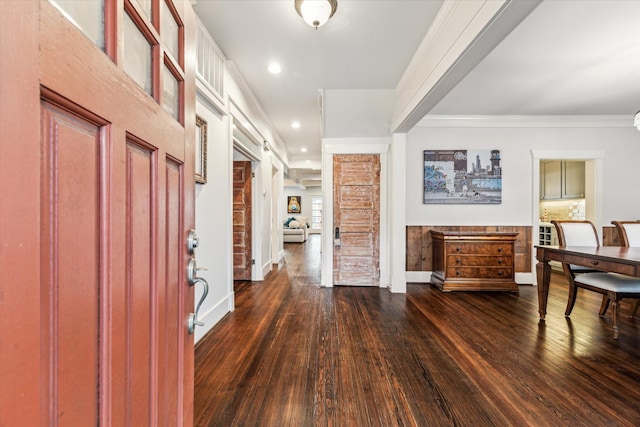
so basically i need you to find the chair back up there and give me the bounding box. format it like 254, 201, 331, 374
612, 221, 640, 247
552, 220, 600, 247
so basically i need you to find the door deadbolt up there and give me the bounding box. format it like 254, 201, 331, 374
187, 229, 199, 254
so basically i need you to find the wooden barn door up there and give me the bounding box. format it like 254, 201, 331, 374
0, 1, 195, 426
233, 161, 253, 280
333, 154, 381, 286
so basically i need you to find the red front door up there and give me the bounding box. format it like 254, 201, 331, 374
0, 1, 195, 425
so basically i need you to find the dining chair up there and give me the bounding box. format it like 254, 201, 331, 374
612, 220, 640, 316
551, 220, 604, 315
553, 220, 640, 339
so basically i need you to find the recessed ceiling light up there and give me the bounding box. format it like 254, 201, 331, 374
268, 62, 281, 74
301, 147, 308, 152
291, 121, 301, 128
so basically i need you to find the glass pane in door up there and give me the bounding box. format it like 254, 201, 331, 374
123, 12, 153, 95
162, 0, 180, 61
162, 64, 180, 120
49, 0, 105, 50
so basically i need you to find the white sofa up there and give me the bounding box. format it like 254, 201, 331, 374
283, 216, 310, 243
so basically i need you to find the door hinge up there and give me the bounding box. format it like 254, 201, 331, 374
252, 259, 255, 265
251, 172, 255, 178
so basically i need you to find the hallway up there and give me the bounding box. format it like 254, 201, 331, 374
194, 235, 640, 426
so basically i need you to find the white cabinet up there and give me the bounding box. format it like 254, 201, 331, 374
541, 160, 584, 200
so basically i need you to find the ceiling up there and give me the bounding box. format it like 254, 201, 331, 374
193, 0, 640, 188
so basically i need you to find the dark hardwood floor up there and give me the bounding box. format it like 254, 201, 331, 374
194, 235, 640, 426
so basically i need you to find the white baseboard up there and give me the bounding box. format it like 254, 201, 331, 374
262, 260, 272, 278
406, 271, 432, 283
194, 293, 233, 343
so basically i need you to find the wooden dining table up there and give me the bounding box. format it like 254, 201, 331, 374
535, 245, 640, 320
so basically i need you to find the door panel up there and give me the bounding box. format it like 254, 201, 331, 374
161, 159, 184, 425
233, 161, 252, 280
333, 155, 380, 286
126, 140, 155, 426
40, 99, 104, 426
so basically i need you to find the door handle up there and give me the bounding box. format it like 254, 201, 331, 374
187, 258, 208, 285
186, 230, 208, 335
334, 227, 341, 247
188, 276, 209, 335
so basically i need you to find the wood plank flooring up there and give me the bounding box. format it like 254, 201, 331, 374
194, 235, 640, 426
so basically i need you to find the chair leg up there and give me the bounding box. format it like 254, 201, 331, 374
564, 282, 578, 316
611, 297, 620, 340
599, 295, 610, 316
630, 300, 640, 318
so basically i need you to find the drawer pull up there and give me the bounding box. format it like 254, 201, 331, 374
456, 258, 461, 264
591, 260, 599, 266
497, 247, 503, 253
498, 271, 504, 276
455, 247, 461, 252
498, 259, 503, 265
455, 270, 461, 276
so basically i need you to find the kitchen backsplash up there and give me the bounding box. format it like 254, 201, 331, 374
539, 199, 586, 222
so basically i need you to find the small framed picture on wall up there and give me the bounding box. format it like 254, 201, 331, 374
287, 196, 301, 213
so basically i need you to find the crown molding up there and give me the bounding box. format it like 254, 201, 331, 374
415, 115, 633, 128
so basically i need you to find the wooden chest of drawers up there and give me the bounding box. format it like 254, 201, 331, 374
430, 231, 518, 292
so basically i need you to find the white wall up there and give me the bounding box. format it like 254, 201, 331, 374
194, 99, 233, 342
406, 118, 640, 228
323, 89, 395, 138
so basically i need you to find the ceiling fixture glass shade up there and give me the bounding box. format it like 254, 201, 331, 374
635, 111, 640, 131
294, 0, 337, 29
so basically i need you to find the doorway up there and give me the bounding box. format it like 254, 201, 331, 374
332, 154, 381, 286
233, 159, 253, 281
531, 150, 605, 274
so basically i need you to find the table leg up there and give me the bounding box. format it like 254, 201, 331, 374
536, 258, 551, 320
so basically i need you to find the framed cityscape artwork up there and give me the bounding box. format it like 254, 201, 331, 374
423, 149, 502, 204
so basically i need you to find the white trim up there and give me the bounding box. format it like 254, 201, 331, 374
406, 271, 431, 283
251, 161, 263, 281
515, 273, 533, 285
196, 78, 226, 115
262, 260, 272, 278
417, 115, 632, 128
323, 137, 390, 154
389, 133, 407, 293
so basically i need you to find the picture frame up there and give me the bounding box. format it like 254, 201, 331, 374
423, 149, 502, 204
195, 115, 208, 184
287, 195, 301, 214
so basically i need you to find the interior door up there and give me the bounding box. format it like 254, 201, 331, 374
333, 154, 380, 286
233, 161, 253, 280
0, 1, 195, 425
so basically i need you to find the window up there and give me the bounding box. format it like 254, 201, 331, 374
311, 196, 322, 231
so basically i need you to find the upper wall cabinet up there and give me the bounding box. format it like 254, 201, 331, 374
541, 160, 585, 200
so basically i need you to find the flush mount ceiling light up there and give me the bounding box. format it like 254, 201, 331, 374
294, 0, 337, 29
634, 110, 640, 131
